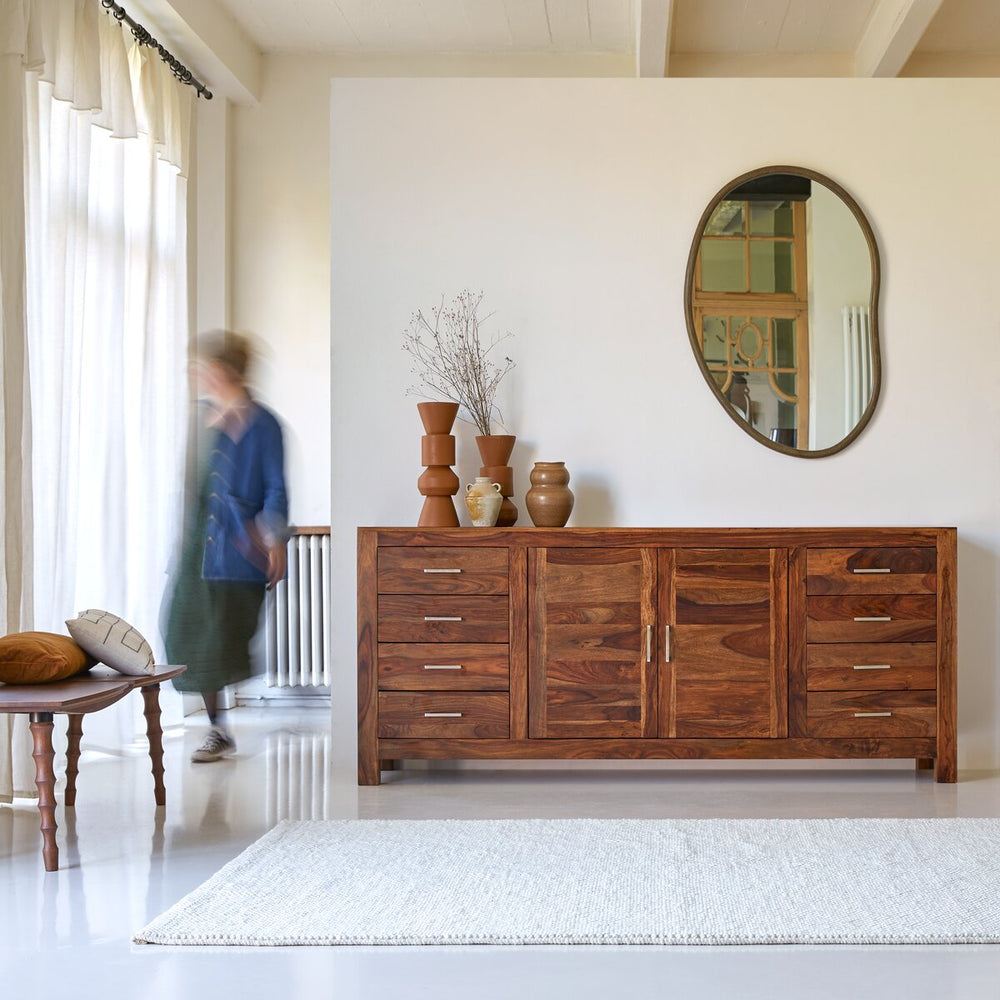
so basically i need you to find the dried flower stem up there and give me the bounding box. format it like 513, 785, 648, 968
403, 290, 515, 436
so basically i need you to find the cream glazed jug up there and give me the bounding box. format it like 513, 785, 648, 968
464, 477, 503, 527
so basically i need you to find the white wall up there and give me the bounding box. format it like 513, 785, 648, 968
330, 78, 1000, 773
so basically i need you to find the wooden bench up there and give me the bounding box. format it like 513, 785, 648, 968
0, 664, 185, 870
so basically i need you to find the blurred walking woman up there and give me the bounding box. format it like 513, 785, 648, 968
165, 332, 288, 762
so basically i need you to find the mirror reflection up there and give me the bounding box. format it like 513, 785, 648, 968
685, 168, 880, 456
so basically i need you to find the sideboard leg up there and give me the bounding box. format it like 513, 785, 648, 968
358, 748, 381, 786
141, 684, 166, 806
934, 752, 957, 783
65, 714, 84, 807
29, 713, 58, 871
915, 757, 933, 771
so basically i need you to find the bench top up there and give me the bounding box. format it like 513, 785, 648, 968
0, 664, 186, 714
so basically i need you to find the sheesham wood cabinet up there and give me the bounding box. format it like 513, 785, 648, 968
358, 528, 957, 785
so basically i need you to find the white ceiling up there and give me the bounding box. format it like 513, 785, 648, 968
206, 0, 1000, 57
210, 0, 633, 54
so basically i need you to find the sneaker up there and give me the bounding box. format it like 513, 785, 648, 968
190, 726, 236, 763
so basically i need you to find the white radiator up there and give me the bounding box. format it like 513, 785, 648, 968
264, 530, 332, 687
843, 305, 872, 432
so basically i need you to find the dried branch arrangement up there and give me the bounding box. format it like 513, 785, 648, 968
403, 290, 515, 437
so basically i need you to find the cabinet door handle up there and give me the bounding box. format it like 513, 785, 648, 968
644, 625, 652, 663
423, 664, 463, 670
853, 664, 891, 671
423, 568, 462, 574
853, 616, 891, 622
853, 711, 892, 718
664, 625, 671, 663
852, 567, 891, 574
424, 712, 463, 718
424, 616, 463, 622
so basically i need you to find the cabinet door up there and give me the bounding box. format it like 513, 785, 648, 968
529, 548, 657, 739
660, 548, 787, 739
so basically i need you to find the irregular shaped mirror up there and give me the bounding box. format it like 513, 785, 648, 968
684, 166, 881, 457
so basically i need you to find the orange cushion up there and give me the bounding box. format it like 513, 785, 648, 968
0, 631, 95, 684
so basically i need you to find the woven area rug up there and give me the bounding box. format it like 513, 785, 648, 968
135, 817, 1000, 946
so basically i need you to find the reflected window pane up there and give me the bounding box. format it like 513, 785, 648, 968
701, 241, 746, 292
774, 371, 797, 398
750, 200, 794, 237
702, 316, 727, 364
749, 240, 794, 293
705, 200, 744, 236
773, 318, 796, 367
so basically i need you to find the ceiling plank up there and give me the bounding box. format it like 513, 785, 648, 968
854, 0, 945, 76
636, 0, 674, 77
546, 0, 591, 50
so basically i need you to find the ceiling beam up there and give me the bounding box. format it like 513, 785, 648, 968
125, 0, 262, 104
853, 0, 945, 77
635, 0, 675, 78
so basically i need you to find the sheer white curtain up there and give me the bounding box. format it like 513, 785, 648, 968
1, 0, 191, 797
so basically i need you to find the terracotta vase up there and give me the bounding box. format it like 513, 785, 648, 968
464, 477, 503, 527
475, 434, 517, 527
416, 402, 460, 527
525, 461, 574, 528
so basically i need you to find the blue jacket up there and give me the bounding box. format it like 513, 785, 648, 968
202, 401, 289, 584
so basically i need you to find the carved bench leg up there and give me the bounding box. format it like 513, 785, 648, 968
141, 684, 166, 806
65, 714, 83, 808
29, 713, 58, 872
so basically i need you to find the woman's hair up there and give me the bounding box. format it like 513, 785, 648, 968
198, 330, 252, 380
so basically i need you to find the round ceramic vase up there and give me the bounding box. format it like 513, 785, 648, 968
525, 462, 574, 527
465, 477, 503, 527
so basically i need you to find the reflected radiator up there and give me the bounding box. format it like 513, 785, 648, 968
843, 306, 872, 431
264, 529, 331, 687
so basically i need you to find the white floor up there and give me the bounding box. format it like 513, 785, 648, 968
2, 706, 999, 999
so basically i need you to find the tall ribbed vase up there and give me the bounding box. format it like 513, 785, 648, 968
475, 434, 517, 527
417, 402, 460, 527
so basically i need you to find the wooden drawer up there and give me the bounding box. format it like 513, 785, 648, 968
806, 643, 937, 691
377, 643, 509, 690
806, 642, 937, 691
377, 691, 510, 738
806, 690, 936, 737
377, 595, 509, 643
806, 595, 936, 643
378, 547, 508, 595
806, 547, 935, 595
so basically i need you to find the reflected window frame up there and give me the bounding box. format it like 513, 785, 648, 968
683, 165, 882, 459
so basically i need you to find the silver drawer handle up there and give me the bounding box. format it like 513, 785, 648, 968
853, 616, 892, 622
852, 568, 891, 574
853, 664, 892, 671
423, 664, 463, 670
854, 711, 892, 718
424, 568, 462, 574
424, 616, 463, 622
424, 712, 463, 718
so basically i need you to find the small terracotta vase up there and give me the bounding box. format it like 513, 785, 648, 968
416, 402, 460, 527
464, 477, 503, 527
476, 434, 517, 526
525, 461, 574, 528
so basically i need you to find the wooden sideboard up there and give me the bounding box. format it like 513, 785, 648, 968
357, 528, 957, 784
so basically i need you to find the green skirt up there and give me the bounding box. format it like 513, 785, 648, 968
164, 504, 265, 694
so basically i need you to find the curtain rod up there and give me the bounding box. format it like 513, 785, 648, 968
100, 0, 213, 100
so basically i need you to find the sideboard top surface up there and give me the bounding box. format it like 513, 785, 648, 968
360, 527, 956, 548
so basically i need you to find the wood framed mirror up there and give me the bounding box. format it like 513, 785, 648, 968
684, 166, 881, 458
